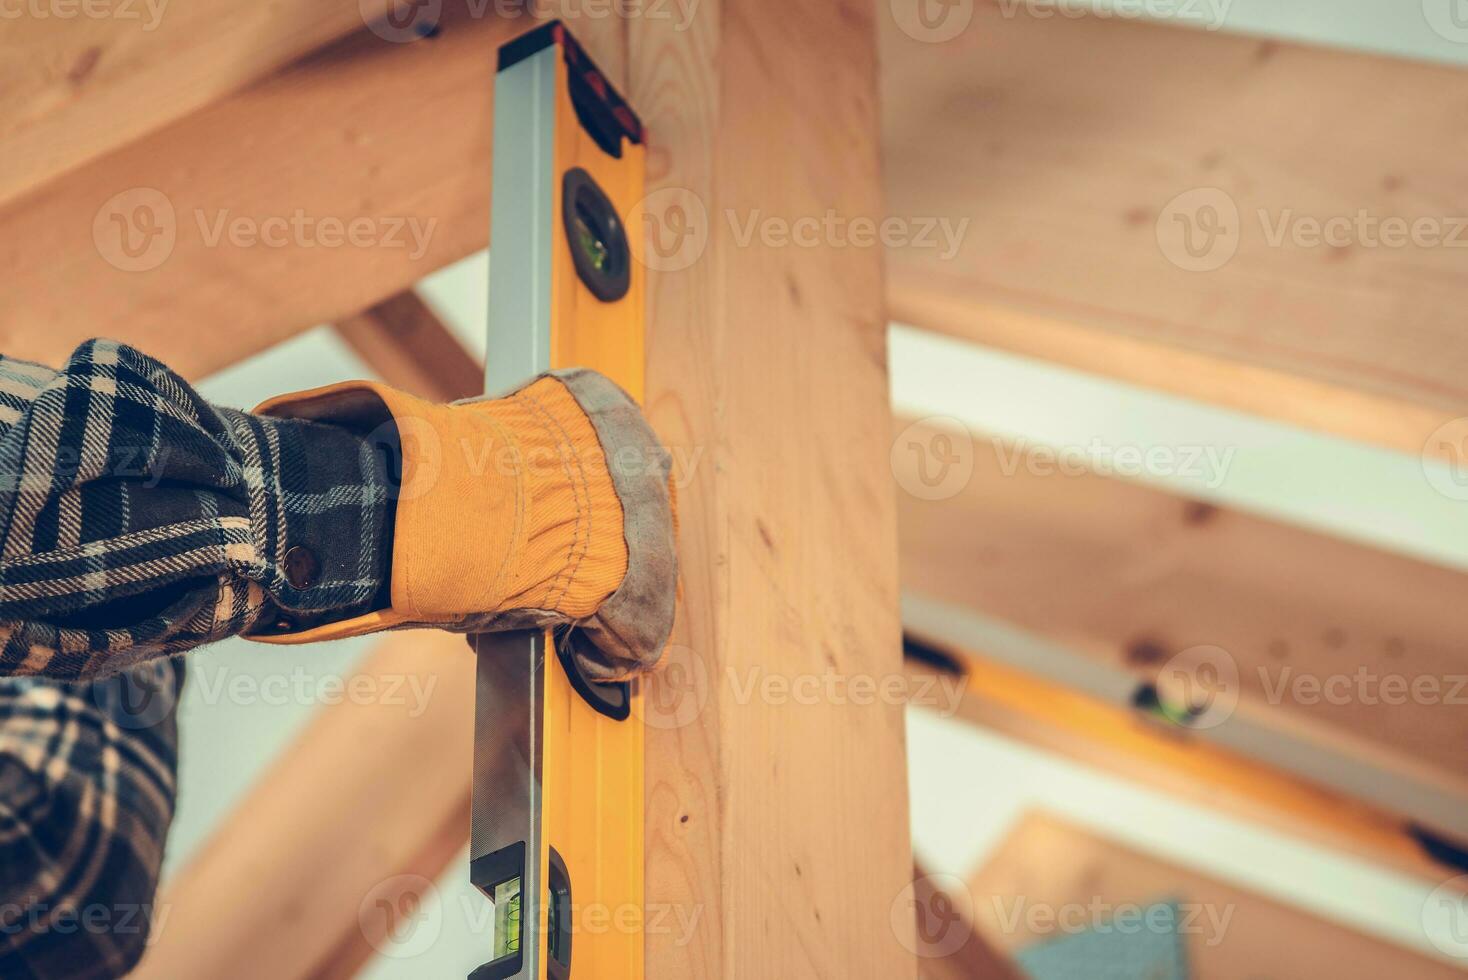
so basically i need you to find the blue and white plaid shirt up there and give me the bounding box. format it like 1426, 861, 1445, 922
0, 340, 392, 977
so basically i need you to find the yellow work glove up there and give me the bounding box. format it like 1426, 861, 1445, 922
247, 368, 676, 680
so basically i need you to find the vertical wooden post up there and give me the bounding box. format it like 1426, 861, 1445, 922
628, 4, 918, 977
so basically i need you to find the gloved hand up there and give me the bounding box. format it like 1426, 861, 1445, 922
247, 368, 676, 680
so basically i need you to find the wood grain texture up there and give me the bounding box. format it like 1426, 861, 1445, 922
896, 416, 1468, 834
966, 812, 1465, 979
630, 2, 917, 976
0, 6, 522, 381
0, 1, 389, 210
130, 630, 476, 980
334, 291, 483, 401
883, 2, 1468, 455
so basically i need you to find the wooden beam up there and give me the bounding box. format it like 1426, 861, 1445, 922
131, 629, 476, 979
0, 3, 387, 210
905, 652, 1447, 885
882, 3, 1468, 456
0, 5, 521, 381
333, 291, 483, 401
895, 417, 1468, 841
967, 812, 1464, 979
630, 3, 918, 977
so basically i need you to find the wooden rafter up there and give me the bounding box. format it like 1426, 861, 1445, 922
883, 3, 1468, 456
969, 813, 1465, 978
0, 3, 391, 210
0, 6, 520, 381
905, 651, 1449, 885
895, 416, 1468, 845
333, 292, 483, 402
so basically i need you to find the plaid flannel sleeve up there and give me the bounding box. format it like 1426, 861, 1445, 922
0, 338, 393, 977
0, 662, 182, 978
0, 338, 392, 679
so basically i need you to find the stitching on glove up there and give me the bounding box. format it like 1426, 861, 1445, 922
517, 385, 591, 615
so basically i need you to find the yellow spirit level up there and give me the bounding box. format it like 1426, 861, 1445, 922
469, 22, 646, 980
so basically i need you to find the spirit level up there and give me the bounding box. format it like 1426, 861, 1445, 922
469, 22, 646, 980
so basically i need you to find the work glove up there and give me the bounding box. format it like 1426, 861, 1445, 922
247, 368, 676, 680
